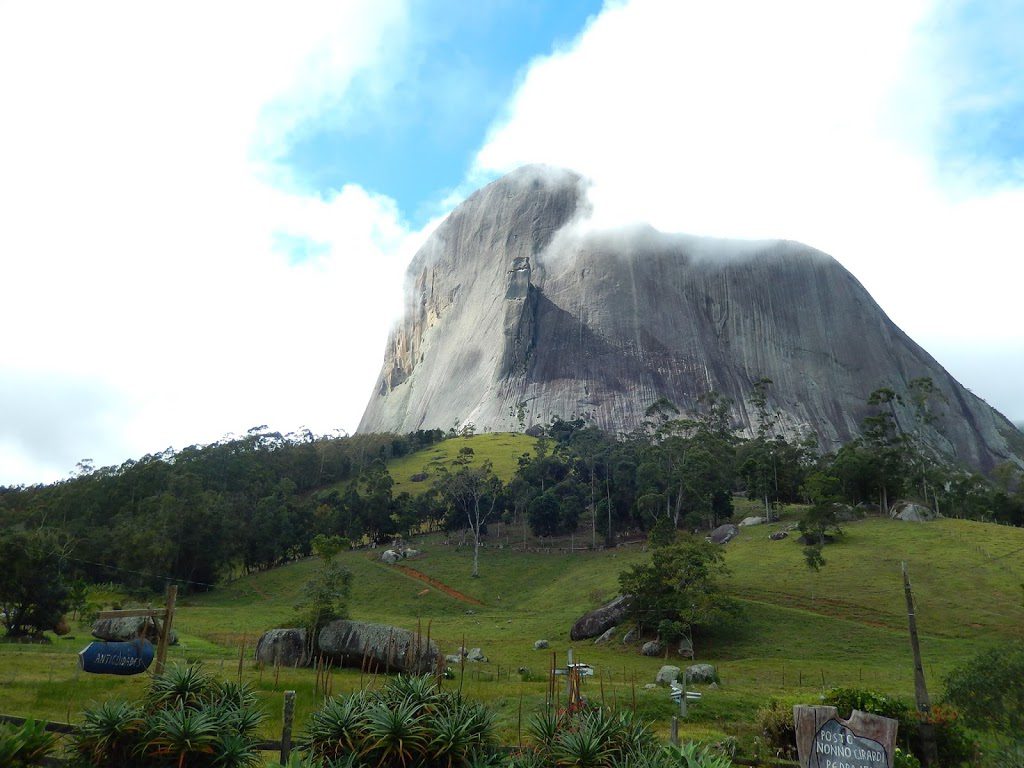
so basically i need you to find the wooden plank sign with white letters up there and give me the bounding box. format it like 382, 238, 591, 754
794, 706, 898, 768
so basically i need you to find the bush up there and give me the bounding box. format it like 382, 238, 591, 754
754, 699, 796, 759
302, 675, 497, 767
72, 663, 265, 767
0, 719, 59, 767
822, 688, 975, 768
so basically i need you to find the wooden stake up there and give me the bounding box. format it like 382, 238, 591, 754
154, 585, 177, 676
280, 690, 296, 765
903, 562, 939, 767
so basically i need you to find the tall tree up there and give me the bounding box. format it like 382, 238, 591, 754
435, 461, 503, 577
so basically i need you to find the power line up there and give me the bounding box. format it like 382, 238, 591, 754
63, 555, 217, 589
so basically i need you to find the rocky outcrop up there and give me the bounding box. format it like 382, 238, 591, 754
358, 165, 1022, 474
92, 617, 178, 646
890, 501, 939, 522
254, 628, 308, 668
570, 595, 634, 640
318, 619, 439, 675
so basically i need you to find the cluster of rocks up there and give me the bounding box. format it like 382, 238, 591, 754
653, 663, 718, 686
445, 646, 488, 664
254, 620, 438, 674
380, 547, 421, 564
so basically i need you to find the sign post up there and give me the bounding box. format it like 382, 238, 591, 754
81, 584, 178, 677
794, 706, 898, 768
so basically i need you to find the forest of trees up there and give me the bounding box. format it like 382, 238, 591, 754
2, 379, 1022, 636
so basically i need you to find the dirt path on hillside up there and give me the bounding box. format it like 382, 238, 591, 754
392, 564, 484, 606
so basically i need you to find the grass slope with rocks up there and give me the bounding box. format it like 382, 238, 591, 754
2, 434, 1022, 760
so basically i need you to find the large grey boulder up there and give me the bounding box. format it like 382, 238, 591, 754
656, 665, 681, 685
686, 663, 718, 684
381, 550, 401, 564
356, 165, 1022, 475
318, 620, 439, 674
890, 501, 939, 522
92, 617, 178, 646
708, 524, 739, 545
641, 641, 663, 657
570, 595, 634, 640
254, 628, 307, 668
534, 639, 549, 650
594, 626, 617, 645
466, 647, 488, 662
739, 516, 764, 527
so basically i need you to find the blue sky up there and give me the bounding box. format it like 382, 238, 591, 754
0, 0, 1022, 485
282, 0, 603, 226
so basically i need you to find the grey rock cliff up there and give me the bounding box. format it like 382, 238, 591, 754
358, 166, 1023, 472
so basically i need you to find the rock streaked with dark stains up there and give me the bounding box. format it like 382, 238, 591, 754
358, 165, 1023, 474
570, 594, 634, 640
254, 628, 307, 668
92, 616, 178, 646
317, 619, 439, 675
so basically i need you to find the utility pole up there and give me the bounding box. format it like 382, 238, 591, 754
902, 562, 938, 766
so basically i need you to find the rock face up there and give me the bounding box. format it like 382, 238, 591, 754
318, 620, 439, 675
254, 628, 307, 668
570, 595, 634, 640
358, 166, 1023, 473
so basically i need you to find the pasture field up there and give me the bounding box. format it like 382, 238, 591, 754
2, 434, 1022, 760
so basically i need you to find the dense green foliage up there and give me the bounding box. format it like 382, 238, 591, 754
71, 663, 266, 767
618, 536, 740, 643
0, 528, 71, 637
301, 675, 497, 767
943, 642, 1024, 737
0, 719, 59, 766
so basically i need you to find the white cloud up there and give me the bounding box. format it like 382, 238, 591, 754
0, 1, 419, 484
472, 0, 1024, 420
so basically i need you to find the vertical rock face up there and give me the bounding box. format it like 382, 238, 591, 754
358, 165, 1023, 472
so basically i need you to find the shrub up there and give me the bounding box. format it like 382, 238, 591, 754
301, 675, 497, 767
754, 699, 796, 759
0, 718, 60, 767
821, 688, 975, 768
71, 663, 265, 768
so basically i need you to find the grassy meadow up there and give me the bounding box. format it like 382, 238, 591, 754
2, 433, 1022, 761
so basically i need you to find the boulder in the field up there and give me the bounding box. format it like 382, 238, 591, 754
890, 501, 939, 522
534, 639, 549, 650
686, 663, 718, 684
656, 665, 681, 685
318, 620, 439, 674
254, 628, 308, 668
707, 524, 739, 544
92, 616, 178, 646
641, 641, 662, 657
570, 595, 634, 640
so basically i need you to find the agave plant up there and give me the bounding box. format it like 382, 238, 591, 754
303, 691, 371, 761
73, 699, 146, 767
146, 663, 216, 710
141, 702, 220, 767
360, 697, 429, 767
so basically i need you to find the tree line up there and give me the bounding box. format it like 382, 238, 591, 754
2, 378, 1022, 637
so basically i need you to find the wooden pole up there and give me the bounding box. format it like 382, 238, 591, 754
154, 585, 177, 676
280, 690, 296, 765
902, 561, 939, 767
670, 716, 679, 746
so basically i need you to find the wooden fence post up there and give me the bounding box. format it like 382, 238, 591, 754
154, 585, 177, 676
280, 690, 296, 765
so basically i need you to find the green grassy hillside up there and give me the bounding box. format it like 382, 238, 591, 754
385, 432, 536, 496
3, 511, 1022, 757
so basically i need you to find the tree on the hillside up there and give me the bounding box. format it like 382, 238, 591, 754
0, 528, 72, 637
618, 535, 739, 646
435, 461, 503, 577
295, 534, 352, 657
944, 642, 1024, 738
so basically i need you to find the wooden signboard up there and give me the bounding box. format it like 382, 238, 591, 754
84, 585, 177, 676
794, 706, 898, 768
